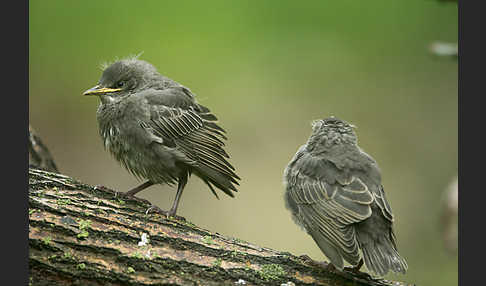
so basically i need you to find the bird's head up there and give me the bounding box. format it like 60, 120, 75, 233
307, 116, 358, 152
83, 58, 160, 104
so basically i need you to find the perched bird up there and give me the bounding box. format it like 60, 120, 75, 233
83, 57, 240, 217
283, 117, 407, 277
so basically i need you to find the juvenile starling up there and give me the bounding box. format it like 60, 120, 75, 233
83, 57, 240, 217
283, 117, 407, 277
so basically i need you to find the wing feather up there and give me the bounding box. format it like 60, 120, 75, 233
138, 87, 239, 197
286, 153, 374, 265
144, 104, 240, 189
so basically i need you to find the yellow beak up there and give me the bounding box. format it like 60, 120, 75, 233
83, 85, 122, 96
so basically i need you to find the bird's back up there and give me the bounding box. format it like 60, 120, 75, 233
284, 143, 407, 276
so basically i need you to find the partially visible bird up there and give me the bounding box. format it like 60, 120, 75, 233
283, 117, 407, 277
83, 56, 240, 218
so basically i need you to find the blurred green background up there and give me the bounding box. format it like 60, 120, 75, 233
29, 0, 457, 285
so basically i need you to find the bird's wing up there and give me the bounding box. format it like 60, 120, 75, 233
140, 88, 240, 197
353, 150, 395, 223
373, 185, 394, 222
327, 148, 395, 223
147, 105, 238, 178
286, 154, 374, 263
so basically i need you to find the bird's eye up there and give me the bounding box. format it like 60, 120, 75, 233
116, 81, 125, 88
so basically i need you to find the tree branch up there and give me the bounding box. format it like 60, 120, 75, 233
29, 168, 413, 286
29, 125, 59, 173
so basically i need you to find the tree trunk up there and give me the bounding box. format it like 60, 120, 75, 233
28, 128, 413, 286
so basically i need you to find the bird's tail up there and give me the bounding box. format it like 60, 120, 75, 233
359, 231, 408, 277
195, 165, 239, 199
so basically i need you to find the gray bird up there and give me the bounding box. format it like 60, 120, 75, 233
283, 117, 407, 277
83, 57, 240, 217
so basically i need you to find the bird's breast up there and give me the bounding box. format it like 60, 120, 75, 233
97, 112, 184, 184
99, 121, 126, 156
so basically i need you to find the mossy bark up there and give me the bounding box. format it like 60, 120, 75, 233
28, 168, 413, 286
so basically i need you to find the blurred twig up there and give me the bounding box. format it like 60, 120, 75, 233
29, 124, 59, 173
440, 176, 458, 254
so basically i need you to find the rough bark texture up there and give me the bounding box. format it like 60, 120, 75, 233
28, 168, 413, 286
28, 127, 413, 286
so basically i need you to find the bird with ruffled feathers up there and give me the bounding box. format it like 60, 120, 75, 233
84, 56, 240, 218
283, 117, 407, 277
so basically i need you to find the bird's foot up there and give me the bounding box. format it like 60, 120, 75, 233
93, 185, 154, 206
94, 184, 116, 193
299, 254, 315, 264
343, 260, 373, 280
113, 191, 152, 205
145, 205, 186, 221
94, 185, 128, 199
299, 255, 335, 271
344, 259, 363, 274
326, 263, 338, 272
299, 255, 373, 281
343, 268, 373, 281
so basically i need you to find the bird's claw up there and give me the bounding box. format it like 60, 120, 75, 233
112, 191, 152, 205
145, 205, 186, 221
342, 259, 373, 280
299, 255, 334, 270
299, 254, 314, 264
93, 185, 156, 208
343, 267, 373, 280
299, 256, 370, 279
94, 185, 115, 193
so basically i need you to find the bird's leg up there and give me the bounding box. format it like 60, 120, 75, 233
326, 263, 337, 272
144, 176, 188, 221
112, 181, 154, 205
343, 259, 373, 280
351, 259, 364, 273
125, 180, 154, 196
167, 173, 188, 218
